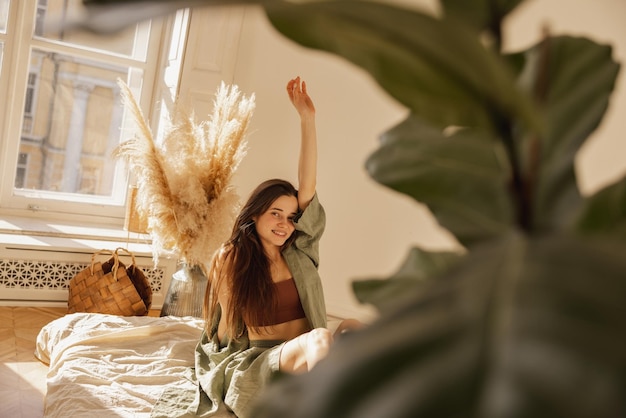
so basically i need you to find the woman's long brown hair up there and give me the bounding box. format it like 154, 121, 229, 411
204, 179, 299, 340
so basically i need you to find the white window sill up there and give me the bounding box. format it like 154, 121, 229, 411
0, 214, 160, 257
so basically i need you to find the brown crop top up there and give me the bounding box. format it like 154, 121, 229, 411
252, 278, 306, 326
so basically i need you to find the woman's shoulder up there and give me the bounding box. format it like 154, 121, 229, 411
294, 193, 325, 231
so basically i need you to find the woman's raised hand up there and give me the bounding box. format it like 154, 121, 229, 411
287, 76, 315, 118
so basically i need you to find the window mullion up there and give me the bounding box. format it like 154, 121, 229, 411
0, 0, 37, 207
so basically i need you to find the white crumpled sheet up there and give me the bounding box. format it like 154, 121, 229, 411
35, 313, 204, 418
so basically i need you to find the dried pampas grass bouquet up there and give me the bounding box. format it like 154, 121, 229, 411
114, 80, 255, 267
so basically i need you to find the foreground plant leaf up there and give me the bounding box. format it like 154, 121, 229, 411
576, 175, 626, 240
441, 0, 524, 32
353, 247, 463, 313
67, 0, 246, 33
266, 0, 541, 134
507, 36, 620, 231
255, 232, 626, 417
366, 115, 513, 246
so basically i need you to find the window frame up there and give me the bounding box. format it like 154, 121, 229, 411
0, 0, 172, 225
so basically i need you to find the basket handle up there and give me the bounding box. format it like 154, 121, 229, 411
89, 249, 120, 277
114, 247, 138, 264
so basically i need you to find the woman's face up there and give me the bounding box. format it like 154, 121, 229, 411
254, 194, 298, 249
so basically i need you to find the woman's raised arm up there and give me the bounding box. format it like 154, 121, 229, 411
287, 76, 317, 211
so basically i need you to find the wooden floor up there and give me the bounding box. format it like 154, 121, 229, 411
0, 306, 162, 418
0, 306, 67, 418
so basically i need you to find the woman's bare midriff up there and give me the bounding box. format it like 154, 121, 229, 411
247, 317, 311, 343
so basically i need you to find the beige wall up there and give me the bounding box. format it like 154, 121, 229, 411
230, 0, 626, 320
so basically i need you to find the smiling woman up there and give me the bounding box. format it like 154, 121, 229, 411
168, 78, 363, 418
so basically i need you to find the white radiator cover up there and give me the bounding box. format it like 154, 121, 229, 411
0, 244, 176, 309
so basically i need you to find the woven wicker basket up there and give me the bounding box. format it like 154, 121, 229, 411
67, 248, 152, 316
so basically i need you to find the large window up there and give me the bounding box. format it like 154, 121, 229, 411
0, 0, 169, 222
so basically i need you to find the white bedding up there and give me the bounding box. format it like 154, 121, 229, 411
35, 313, 204, 418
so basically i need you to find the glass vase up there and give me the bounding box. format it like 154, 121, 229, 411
160, 263, 208, 318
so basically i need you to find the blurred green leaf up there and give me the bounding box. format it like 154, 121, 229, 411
62, 0, 227, 33
441, 0, 523, 31
353, 247, 463, 313
366, 115, 514, 246
256, 232, 626, 417
266, 0, 541, 133
507, 36, 620, 231
576, 175, 626, 240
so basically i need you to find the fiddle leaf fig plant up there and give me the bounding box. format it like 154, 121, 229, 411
78, 0, 626, 416
259, 1, 626, 417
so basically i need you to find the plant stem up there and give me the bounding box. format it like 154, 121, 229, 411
497, 116, 531, 230
490, 10, 532, 231
515, 27, 551, 232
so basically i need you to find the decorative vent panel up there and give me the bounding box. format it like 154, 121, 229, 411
0, 258, 164, 292
0, 245, 174, 307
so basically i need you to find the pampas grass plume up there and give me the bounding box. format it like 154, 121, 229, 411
114, 80, 255, 267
